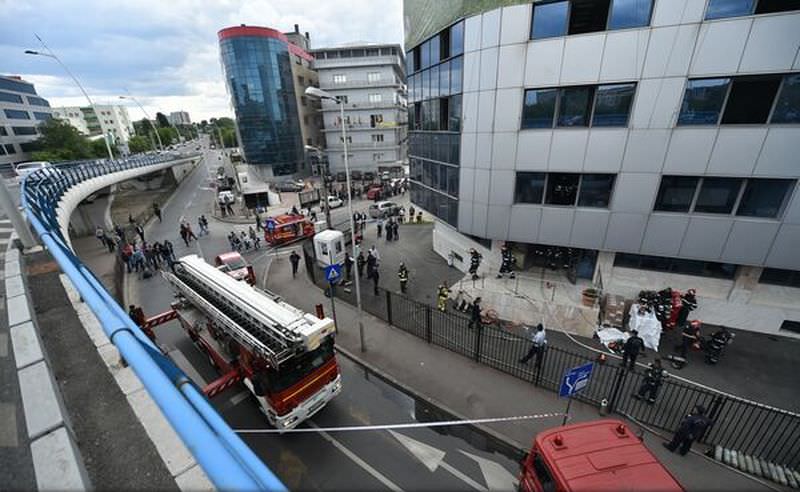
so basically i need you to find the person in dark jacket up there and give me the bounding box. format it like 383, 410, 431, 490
289, 251, 301, 278
663, 405, 712, 456
468, 249, 483, 280
468, 297, 482, 330
397, 262, 409, 294
372, 267, 380, 295
633, 359, 668, 403
622, 330, 645, 370
357, 251, 366, 278
344, 252, 354, 283
677, 288, 698, 327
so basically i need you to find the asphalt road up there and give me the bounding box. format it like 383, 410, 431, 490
129, 144, 520, 491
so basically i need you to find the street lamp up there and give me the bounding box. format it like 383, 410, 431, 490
119, 94, 164, 151
305, 86, 366, 352
305, 144, 332, 229
25, 34, 114, 161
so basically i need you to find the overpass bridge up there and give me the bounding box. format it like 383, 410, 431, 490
19, 153, 286, 490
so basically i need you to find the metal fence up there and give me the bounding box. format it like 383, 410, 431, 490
303, 244, 800, 469
22, 153, 287, 490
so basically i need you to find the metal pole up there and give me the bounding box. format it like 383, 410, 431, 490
0, 180, 36, 248
327, 250, 338, 330
340, 102, 366, 352
124, 95, 163, 151
562, 397, 572, 426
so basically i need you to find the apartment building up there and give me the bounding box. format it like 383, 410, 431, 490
0, 75, 53, 167
52, 104, 135, 145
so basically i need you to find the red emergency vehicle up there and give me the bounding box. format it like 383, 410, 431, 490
145, 254, 341, 429
263, 214, 314, 246
519, 419, 684, 492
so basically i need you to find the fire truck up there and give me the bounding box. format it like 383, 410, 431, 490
519, 419, 684, 492
263, 214, 315, 246
146, 254, 341, 430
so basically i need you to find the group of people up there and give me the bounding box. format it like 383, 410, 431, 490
120, 239, 177, 276
375, 217, 401, 241
218, 194, 235, 217
227, 227, 262, 252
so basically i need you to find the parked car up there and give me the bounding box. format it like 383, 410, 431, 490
363, 171, 376, 182
369, 201, 398, 218
327, 196, 344, 209
366, 184, 384, 200
276, 180, 304, 192
214, 252, 256, 285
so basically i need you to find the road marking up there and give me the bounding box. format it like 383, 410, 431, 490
459, 450, 518, 491
439, 462, 488, 492
308, 421, 404, 492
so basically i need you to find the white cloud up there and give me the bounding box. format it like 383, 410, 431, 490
2, 0, 403, 121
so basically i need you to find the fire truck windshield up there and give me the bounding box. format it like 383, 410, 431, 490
264, 338, 334, 393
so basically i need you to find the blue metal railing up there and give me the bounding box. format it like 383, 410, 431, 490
20, 153, 286, 491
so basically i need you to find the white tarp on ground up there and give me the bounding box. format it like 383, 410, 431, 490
628, 304, 662, 351
596, 327, 627, 347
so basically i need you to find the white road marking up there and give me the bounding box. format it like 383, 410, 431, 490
459, 450, 518, 491
307, 421, 404, 492
228, 390, 250, 406
439, 462, 488, 492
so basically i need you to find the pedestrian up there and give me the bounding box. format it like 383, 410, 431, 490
227, 231, 237, 250
409, 205, 415, 220
95, 225, 106, 246
255, 210, 262, 231
186, 223, 198, 242
128, 305, 144, 326
132, 247, 145, 273
153, 202, 162, 222
179, 224, 189, 246
372, 267, 380, 295
144, 244, 156, 270
519, 324, 547, 367
386, 218, 393, 241
436, 281, 450, 312
392, 220, 399, 241
161, 243, 175, 272
622, 330, 645, 371
469, 249, 483, 280
104, 234, 116, 253
376, 218, 383, 238
357, 251, 366, 278
163, 239, 175, 262
468, 297, 483, 330
633, 359, 668, 403
398, 207, 405, 223
249, 226, 260, 249
198, 215, 207, 235
122, 242, 134, 273
497, 243, 516, 279
663, 405, 712, 456
366, 250, 377, 279
677, 289, 698, 327
136, 223, 145, 243
289, 251, 301, 278
344, 252, 354, 283
676, 320, 701, 359
218, 197, 227, 217
368, 244, 380, 262
416, 211, 422, 223
114, 224, 126, 243
225, 196, 235, 216
398, 262, 409, 294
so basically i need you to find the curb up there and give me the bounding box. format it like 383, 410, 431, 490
5, 234, 92, 491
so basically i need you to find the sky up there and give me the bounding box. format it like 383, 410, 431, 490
0, 0, 404, 122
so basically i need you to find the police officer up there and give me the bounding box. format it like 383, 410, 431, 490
436, 281, 450, 312
398, 262, 409, 294
497, 243, 516, 279
633, 359, 668, 403
664, 405, 712, 456
622, 330, 645, 371
469, 249, 483, 280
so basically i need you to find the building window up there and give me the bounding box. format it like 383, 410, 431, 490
373, 152, 384, 161
614, 253, 738, 279
705, 0, 800, 20
448, 94, 462, 132
720, 75, 782, 124
0, 91, 23, 104
0, 127, 6, 136
521, 88, 559, 128
545, 173, 580, 205
4, 144, 15, 154
336, 95, 348, 104
339, 136, 352, 143
654, 176, 700, 212
759, 268, 800, 288
369, 93, 382, 103
33, 112, 51, 121
578, 174, 616, 207
370, 114, 384, 128
772, 74, 800, 124
608, 0, 654, 29
0, 78, 35, 95
592, 83, 636, 126
11, 126, 36, 136
569, 0, 612, 35
557, 86, 593, 127
515, 172, 546, 204
531, 0, 653, 39
522, 83, 636, 129
677, 78, 730, 125
372, 134, 384, 142
531, 1, 569, 39
333, 74, 347, 85
367, 72, 381, 83
450, 20, 464, 58
4, 109, 30, 120
693, 177, 743, 214
736, 179, 794, 218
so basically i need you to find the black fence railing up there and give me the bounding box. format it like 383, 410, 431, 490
301, 244, 800, 469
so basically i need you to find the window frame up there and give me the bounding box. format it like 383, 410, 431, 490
521, 83, 636, 130
704, 0, 800, 20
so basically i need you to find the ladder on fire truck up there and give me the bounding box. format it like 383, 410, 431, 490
163, 254, 331, 370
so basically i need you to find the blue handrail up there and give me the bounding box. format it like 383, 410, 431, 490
20, 153, 287, 491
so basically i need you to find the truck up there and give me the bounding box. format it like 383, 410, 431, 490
147, 254, 342, 430
518, 419, 684, 492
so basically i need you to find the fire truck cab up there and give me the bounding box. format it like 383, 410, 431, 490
162, 254, 341, 429
263, 214, 315, 246
519, 419, 684, 492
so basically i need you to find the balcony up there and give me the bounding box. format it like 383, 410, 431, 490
322, 120, 406, 132
326, 141, 401, 150
320, 101, 406, 112
321, 78, 403, 90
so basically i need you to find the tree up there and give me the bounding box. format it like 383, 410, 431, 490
90, 138, 114, 158
157, 127, 178, 146
30, 119, 94, 161
128, 135, 152, 154
156, 112, 170, 128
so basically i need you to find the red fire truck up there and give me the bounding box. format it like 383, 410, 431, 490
145, 254, 341, 430
519, 419, 684, 492
263, 214, 315, 246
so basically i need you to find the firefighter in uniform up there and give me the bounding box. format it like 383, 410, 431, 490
468, 249, 483, 280
677, 288, 698, 327
664, 405, 712, 456
398, 263, 409, 294
633, 359, 668, 403
497, 243, 516, 279
436, 281, 450, 312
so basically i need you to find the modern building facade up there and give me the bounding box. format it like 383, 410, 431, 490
52, 104, 134, 145
0, 75, 52, 167
404, 0, 800, 335
219, 25, 320, 179
168, 111, 191, 125
311, 44, 407, 174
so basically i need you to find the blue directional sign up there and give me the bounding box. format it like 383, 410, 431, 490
324, 263, 342, 284
559, 362, 594, 398
265, 219, 276, 232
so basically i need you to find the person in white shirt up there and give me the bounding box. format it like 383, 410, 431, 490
519, 324, 547, 366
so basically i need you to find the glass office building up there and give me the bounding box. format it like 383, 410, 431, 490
219, 26, 305, 176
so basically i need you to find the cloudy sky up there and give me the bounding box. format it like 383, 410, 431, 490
0, 0, 404, 122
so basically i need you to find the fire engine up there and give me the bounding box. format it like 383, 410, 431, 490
519, 419, 684, 492
145, 254, 341, 430
263, 214, 315, 246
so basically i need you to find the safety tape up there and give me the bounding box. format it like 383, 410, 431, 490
235, 412, 564, 434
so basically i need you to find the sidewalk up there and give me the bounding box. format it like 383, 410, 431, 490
266, 248, 776, 492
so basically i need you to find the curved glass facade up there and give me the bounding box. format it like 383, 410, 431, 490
220, 33, 303, 176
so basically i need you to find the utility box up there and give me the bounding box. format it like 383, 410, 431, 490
314, 229, 345, 268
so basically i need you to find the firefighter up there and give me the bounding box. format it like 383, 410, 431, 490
497, 243, 516, 279
663, 405, 712, 456
676, 320, 701, 359
622, 330, 645, 371
397, 262, 409, 294
436, 281, 450, 312
633, 359, 668, 403
468, 249, 483, 280
676, 288, 698, 327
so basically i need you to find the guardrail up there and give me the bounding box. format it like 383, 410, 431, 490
20, 152, 287, 491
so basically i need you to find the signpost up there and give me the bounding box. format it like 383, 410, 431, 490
324, 263, 342, 329
559, 362, 594, 425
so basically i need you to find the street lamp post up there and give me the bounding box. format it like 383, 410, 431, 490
118, 95, 164, 151
305, 87, 366, 352
25, 34, 114, 161
305, 145, 332, 229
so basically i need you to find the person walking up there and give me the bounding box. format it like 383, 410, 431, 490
122, 242, 134, 273
409, 205, 415, 221
357, 251, 366, 278
663, 405, 712, 456
376, 218, 383, 238
186, 223, 198, 242
622, 330, 645, 371
436, 281, 450, 312
163, 239, 175, 262
497, 243, 516, 279
469, 249, 483, 280
468, 297, 483, 330
249, 226, 260, 249
161, 242, 175, 272
344, 252, 354, 283
289, 251, 301, 278
153, 202, 162, 222
392, 220, 400, 241
225, 196, 235, 217
179, 224, 189, 246
95, 226, 106, 246
372, 267, 380, 295
677, 320, 701, 359
633, 359, 668, 403
519, 324, 547, 366
386, 218, 394, 241
366, 251, 377, 280
135, 223, 145, 243
255, 210, 262, 231
397, 262, 409, 294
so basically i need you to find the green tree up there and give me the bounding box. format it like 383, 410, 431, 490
30, 119, 94, 161
128, 135, 152, 153
157, 127, 177, 146
90, 138, 115, 158
156, 112, 170, 128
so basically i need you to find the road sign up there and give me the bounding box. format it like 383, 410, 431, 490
559, 362, 594, 398
324, 263, 342, 284
265, 219, 275, 232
